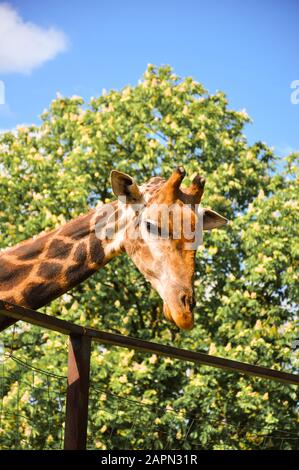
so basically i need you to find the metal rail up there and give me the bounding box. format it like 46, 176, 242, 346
1, 300, 298, 386
1, 299, 298, 449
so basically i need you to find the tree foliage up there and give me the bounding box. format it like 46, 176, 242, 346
0, 65, 298, 449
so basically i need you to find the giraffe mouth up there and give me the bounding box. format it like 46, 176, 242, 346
163, 302, 194, 330
145, 275, 195, 330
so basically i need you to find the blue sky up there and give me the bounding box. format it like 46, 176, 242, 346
0, 0, 298, 156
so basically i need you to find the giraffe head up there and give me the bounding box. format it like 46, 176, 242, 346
107, 167, 227, 330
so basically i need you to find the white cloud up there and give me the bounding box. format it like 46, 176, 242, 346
0, 3, 68, 74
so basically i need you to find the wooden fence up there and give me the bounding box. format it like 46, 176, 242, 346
0, 299, 298, 449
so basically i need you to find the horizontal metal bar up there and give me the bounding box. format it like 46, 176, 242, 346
0, 300, 84, 336
1, 300, 298, 386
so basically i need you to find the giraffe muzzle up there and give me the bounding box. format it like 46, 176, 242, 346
163, 298, 194, 330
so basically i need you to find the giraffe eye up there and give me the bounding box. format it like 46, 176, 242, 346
145, 221, 161, 236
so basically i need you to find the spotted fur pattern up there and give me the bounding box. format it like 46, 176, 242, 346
0, 177, 165, 310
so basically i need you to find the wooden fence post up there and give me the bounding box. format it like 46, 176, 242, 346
64, 334, 91, 450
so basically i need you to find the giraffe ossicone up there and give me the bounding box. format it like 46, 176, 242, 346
0, 167, 227, 330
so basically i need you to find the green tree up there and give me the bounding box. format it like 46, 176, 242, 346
0, 65, 298, 449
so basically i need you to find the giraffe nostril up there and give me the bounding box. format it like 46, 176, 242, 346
180, 294, 187, 307
179, 292, 195, 311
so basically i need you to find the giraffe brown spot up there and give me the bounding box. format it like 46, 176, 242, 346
64, 263, 96, 288
95, 210, 108, 225
0, 261, 33, 290
47, 239, 73, 259
11, 233, 51, 261
89, 232, 104, 265
23, 282, 63, 310
73, 242, 87, 264
37, 262, 63, 280
59, 213, 92, 240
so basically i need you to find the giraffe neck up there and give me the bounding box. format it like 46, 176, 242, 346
0, 202, 123, 310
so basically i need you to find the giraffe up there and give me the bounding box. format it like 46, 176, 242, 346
0, 167, 227, 330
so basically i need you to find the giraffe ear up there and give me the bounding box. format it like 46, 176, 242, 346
110, 170, 142, 203
203, 209, 228, 230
